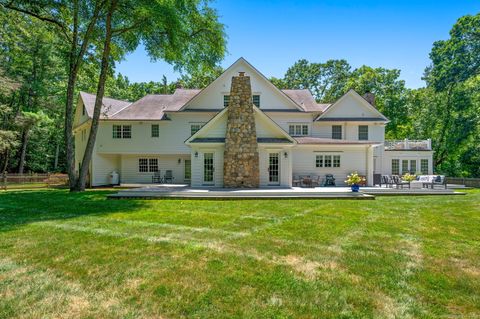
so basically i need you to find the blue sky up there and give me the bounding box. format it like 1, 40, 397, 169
116, 0, 480, 89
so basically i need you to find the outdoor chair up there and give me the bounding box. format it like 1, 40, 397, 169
292, 175, 301, 187
324, 174, 335, 186
392, 175, 410, 189
424, 175, 447, 189
164, 170, 174, 183
152, 171, 162, 183
301, 175, 312, 187
381, 175, 393, 188
311, 175, 321, 187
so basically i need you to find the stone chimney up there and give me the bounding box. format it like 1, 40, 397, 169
363, 92, 376, 106
223, 72, 260, 188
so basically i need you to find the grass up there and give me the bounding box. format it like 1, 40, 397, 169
0, 189, 479, 318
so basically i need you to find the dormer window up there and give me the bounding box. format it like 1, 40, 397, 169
223, 95, 230, 107
252, 95, 260, 107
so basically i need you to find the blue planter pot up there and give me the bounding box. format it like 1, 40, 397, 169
351, 184, 360, 192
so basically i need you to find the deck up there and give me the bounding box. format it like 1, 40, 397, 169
107, 184, 466, 200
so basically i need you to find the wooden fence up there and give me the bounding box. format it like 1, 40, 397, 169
1, 173, 68, 190
446, 177, 480, 188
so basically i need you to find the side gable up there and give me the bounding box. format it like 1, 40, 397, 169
180, 58, 303, 111
316, 90, 388, 121
185, 106, 296, 144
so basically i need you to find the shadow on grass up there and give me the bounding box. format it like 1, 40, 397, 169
0, 189, 147, 233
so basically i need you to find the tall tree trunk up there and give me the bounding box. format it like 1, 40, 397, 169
54, 141, 59, 171
2, 149, 9, 173
18, 129, 29, 174
74, 0, 117, 191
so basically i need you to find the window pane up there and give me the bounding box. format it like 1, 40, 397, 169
295, 125, 302, 135
151, 124, 159, 137
191, 124, 202, 136
358, 125, 368, 140
302, 125, 308, 135
139, 158, 148, 172
402, 160, 409, 174
113, 125, 122, 138
223, 95, 230, 107
324, 155, 332, 167
315, 155, 323, 168
333, 155, 341, 167
149, 158, 158, 172
252, 95, 260, 107
392, 159, 399, 175
289, 125, 295, 135
332, 125, 342, 139
410, 160, 417, 174
421, 159, 428, 174
184, 159, 191, 180
122, 125, 131, 138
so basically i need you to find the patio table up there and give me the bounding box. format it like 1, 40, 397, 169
410, 181, 423, 189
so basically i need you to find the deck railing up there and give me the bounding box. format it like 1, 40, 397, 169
384, 139, 432, 151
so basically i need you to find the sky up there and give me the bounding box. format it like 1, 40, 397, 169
116, 0, 480, 89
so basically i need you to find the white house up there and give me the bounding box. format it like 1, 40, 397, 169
73, 58, 433, 187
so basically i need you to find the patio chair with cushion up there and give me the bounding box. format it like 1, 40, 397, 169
301, 175, 312, 187
424, 175, 447, 189
164, 170, 174, 183
324, 174, 336, 186
152, 171, 162, 183
311, 175, 321, 187
292, 175, 301, 187
392, 175, 410, 189
381, 175, 393, 188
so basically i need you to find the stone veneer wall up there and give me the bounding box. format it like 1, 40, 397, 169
223, 74, 260, 188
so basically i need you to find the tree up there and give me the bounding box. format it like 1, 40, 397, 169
282, 59, 351, 102
75, 0, 226, 191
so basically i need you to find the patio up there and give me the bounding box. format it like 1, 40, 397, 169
107, 184, 466, 200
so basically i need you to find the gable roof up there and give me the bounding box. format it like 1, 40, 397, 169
315, 89, 388, 122
79, 92, 131, 119
185, 105, 296, 145
179, 57, 304, 112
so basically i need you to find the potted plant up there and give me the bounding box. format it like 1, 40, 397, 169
402, 172, 417, 182
345, 172, 365, 192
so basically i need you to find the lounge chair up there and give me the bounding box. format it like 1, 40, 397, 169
152, 171, 162, 183
164, 170, 174, 183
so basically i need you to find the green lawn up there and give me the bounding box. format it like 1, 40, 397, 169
0, 189, 479, 318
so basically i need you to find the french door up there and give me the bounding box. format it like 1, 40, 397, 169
203, 153, 214, 184
268, 152, 280, 185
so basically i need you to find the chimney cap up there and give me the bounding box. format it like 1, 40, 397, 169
238, 71, 245, 77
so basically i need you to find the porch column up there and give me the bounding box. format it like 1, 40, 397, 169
366, 145, 374, 186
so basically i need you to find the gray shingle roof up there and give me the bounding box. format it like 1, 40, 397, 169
281, 89, 330, 112
110, 89, 201, 120
315, 117, 388, 122
79, 92, 131, 119
80, 89, 327, 120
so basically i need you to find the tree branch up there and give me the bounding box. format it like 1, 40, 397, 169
1, 2, 71, 41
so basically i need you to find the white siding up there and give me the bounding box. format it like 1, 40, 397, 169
321, 93, 383, 119
259, 147, 292, 187
91, 154, 120, 186
95, 113, 214, 155
185, 60, 299, 110
292, 145, 369, 186
119, 154, 190, 184
190, 147, 224, 187
383, 151, 434, 175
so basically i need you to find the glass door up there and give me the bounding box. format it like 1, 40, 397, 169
184, 159, 191, 183
268, 152, 280, 185
203, 153, 214, 184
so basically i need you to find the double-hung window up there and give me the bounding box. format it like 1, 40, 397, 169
252, 95, 260, 107
332, 125, 342, 139
151, 124, 159, 137
315, 154, 341, 168
288, 124, 309, 136
190, 123, 205, 136
139, 158, 158, 173
113, 125, 131, 139
358, 125, 369, 140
